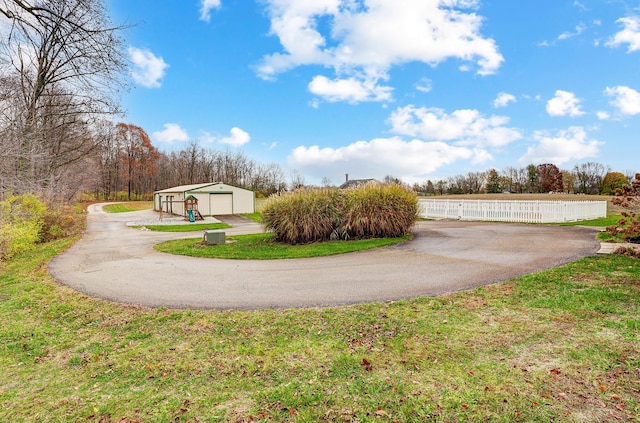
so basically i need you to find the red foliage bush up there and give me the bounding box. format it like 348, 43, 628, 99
607, 173, 640, 243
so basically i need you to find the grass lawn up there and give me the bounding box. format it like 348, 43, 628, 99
558, 214, 621, 227
102, 202, 154, 213
1, 235, 638, 421
241, 212, 262, 223
155, 233, 411, 259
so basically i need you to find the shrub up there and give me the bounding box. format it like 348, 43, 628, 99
262, 183, 418, 244
342, 183, 418, 239
607, 173, 640, 243
41, 204, 81, 242
0, 195, 82, 260
262, 188, 344, 244
0, 193, 46, 260
613, 245, 640, 258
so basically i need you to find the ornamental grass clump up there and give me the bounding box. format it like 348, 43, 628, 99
262, 183, 418, 244
262, 188, 344, 244
343, 183, 419, 239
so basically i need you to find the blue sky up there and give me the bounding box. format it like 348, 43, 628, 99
108, 0, 640, 185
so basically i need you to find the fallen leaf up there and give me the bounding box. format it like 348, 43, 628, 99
550, 368, 561, 375
361, 358, 373, 371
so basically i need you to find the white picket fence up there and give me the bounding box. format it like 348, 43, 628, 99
418, 199, 607, 223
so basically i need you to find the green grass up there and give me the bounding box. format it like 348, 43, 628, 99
134, 222, 231, 232
102, 202, 153, 213
1, 234, 638, 422
558, 214, 622, 227
241, 212, 262, 223
155, 233, 411, 259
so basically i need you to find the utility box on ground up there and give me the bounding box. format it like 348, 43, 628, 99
204, 230, 225, 245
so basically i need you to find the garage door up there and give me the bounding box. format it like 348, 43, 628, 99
210, 193, 233, 215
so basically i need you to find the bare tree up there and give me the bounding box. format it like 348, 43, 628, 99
0, 0, 127, 198
623, 169, 637, 183
573, 162, 609, 195
289, 170, 306, 190
503, 166, 528, 193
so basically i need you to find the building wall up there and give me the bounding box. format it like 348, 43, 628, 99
154, 183, 255, 216
154, 192, 186, 215
191, 183, 255, 215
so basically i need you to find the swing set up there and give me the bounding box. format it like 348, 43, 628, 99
159, 195, 204, 222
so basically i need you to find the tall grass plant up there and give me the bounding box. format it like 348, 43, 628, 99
262, 183, 418, 244
262, 188, 344, 244
343, 183, 418, 238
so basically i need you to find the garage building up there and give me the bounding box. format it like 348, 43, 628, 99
153, 183, 255, 216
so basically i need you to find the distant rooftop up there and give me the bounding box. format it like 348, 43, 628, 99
339, 178, 379, 189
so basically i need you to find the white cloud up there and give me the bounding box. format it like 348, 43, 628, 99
287, 136, 479, 181
286, 103, 520, 181
199, 127, 250, 146
219, 127, 251, 146
596, 111, 610, 120
558, 23, 587, 40
605, 85, 640, 115
128, 47, 169, 88
200, 0, 221, 23
415, 78, 433, 93
606, 16, 640, 52
152, 123, 189, 143
493, 92, 516, 108
388, 105, 522, 148
538, 23, 588, 46
308, 75, 393, 103
258, 0, 503, 103
518, 127, 602, 165
546, 90, 585, 117
573, 1, 588, 12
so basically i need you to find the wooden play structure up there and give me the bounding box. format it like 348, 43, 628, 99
184, 195, 204, 222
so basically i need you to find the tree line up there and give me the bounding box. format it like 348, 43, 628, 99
92, 126, 288, 200
411, 163, 635, 196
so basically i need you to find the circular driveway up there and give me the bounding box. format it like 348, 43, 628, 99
48, 204, 601, 310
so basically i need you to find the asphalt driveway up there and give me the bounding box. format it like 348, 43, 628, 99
48, 204, 601, 310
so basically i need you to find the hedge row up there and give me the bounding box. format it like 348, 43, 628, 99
262, 183, 418, 244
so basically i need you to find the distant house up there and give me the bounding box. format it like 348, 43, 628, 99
339, 175, 379, 189
153, 183, 255, 216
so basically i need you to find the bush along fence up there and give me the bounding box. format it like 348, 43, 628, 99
419, 199, 607, 223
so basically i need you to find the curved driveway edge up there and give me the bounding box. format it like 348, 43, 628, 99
48, 204, 601, 310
